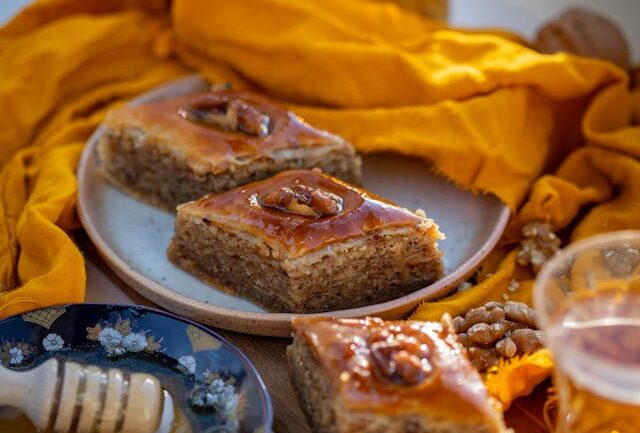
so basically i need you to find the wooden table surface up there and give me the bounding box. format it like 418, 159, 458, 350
81, 233, 550, 433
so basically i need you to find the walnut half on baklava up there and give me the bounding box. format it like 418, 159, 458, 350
167, 169, 444, 313
97, 89, 361, 210
287, 316, 507, 433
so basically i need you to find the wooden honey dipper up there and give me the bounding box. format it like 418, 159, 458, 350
0, 357, 174, 433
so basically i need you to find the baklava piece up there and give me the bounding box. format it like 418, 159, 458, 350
167, 169, 444, 313
98, 90, 361, 210
287, 316, 507, 433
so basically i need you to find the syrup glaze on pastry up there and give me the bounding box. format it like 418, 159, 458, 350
106, 90, 344, 175
183, 170, 435, 258
292, 316, 496, 421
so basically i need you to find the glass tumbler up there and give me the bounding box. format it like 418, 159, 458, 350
534, 231, 640, 433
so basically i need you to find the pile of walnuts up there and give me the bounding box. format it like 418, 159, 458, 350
451, 301, 545, 371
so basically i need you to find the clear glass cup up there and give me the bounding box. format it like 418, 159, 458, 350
534, 231, 640, 433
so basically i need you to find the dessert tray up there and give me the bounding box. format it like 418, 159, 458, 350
77, 75, 509, 337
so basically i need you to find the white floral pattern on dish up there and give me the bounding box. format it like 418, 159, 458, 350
98, 328, 123, 348
86, 318, 162, 358
42, 333, 64, 352
189, 369, 243, 423
8, 347, 23, 365
123, 332, 148, 352
178, 355, 197, 374
0, 340, 34, 367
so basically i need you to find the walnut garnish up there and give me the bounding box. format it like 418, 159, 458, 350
516, 221, 561, 274
369, 329, 433, 386
178, 94, 270, 137
234, 100, 270, 136
259, 184, 343, 218
451, 301, 545, 372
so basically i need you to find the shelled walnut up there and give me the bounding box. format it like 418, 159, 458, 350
369, 329, 433, 386
260, 184, 343, 218
516, 221, 561, 274
178, 94, 270, 137
451, 301, 545, 371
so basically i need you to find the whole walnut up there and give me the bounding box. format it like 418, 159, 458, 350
534, 7, 630, 71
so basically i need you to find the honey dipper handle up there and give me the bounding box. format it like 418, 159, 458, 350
0, 358, 59, 431
0, 358, 164, 433
53, 362, 163, 433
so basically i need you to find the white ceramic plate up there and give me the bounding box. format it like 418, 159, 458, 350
77, 76, 509, 336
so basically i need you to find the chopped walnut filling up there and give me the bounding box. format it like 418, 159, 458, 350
259, 184, 343, 218
516, 221, 561, 274
451, 301, 545, 371
178, 94, 270, 137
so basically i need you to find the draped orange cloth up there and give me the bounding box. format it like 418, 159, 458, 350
0, 0, 638, 406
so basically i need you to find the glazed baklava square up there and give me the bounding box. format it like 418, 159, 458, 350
287, 316, 507, 433
98, 90, 361, 210
167, 169, 444, 313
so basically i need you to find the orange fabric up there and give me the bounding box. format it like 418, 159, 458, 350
0, 1, 188, 315
484, 349, 554, 410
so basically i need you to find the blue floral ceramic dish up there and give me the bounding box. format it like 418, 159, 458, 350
0, 304, 272, 433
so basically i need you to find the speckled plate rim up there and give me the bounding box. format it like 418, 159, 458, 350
0, 302, 274, 432
77, 75, 510, 337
